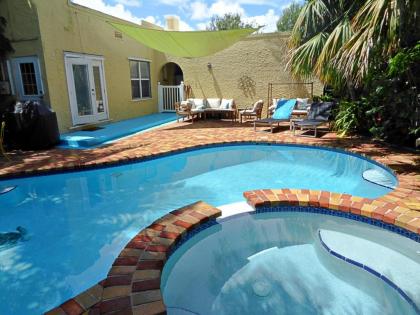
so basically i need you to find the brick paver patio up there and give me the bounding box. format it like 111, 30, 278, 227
1, 119, 419, 315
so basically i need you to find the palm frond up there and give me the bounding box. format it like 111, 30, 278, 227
335, 0, 400, 85
289, 0, 332, 47
334, 26, 373, 85
353, 0, 398, 52
288, 32, 328, 80
315, 18, 352, 83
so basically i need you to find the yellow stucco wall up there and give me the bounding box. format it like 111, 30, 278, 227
3, 0, 163, 131
158, 33, 323, 115
34, 0, 163, 131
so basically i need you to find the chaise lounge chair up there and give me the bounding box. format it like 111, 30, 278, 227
292, 102, 334, 137
254, 99, 296, 133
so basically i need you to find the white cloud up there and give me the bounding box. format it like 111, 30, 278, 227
189, 1, 280, 33
243, 9, 279, 33
156, 0, 186, 5
196, 22, 208, 30
71, 0, 284, 33
72, 0, 142, 24
190, 1, 209, 20
210, 0, 245, 17
114, 0, 142, 7
71, 0, 192, 30
190, 0, 245, 20
143, 16, 164, 27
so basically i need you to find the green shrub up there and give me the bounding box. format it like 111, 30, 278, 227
332, 42, 419, 146
333, 99, 371, 137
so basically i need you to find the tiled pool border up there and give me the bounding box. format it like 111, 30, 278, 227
254, 205, 420, 243
46, 197, 420, 315
318, 230, 420, 313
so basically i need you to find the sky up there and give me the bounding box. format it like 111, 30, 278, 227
71, 0, 299, 33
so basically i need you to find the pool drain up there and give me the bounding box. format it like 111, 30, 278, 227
252, 279, 272, 297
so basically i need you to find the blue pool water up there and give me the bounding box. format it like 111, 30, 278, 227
163, 212, 420, 315
0, 144, 397, 314
59, 112, 177, 149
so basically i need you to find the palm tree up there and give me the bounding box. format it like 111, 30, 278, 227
288, 0, 420, 92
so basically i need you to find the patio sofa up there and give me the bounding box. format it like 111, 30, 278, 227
176, 98, 237, 122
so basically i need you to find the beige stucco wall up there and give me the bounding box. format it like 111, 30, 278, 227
3, 0, 163, 132
157, 33, 323, 115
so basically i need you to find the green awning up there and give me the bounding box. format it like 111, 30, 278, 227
110, 22, 257, 58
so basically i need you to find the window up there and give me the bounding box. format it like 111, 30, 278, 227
11, 56, 43, 100
129, 60, 151, 99
19, 62, 38, 95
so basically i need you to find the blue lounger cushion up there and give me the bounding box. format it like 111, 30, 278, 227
272, 99, 296, 120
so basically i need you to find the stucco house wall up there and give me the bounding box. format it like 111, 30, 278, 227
3, 0, 322, 132
3, 0, 163, 132
158, 33, 323, 115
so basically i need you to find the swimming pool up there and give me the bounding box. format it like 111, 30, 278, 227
0, 144, 397, 314
162, 211, 420, 314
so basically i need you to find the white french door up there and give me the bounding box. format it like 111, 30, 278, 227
65, 54, 109, 125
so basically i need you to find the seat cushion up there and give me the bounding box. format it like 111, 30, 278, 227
206, 98, 221, 109
296, 98, 309, 110
273, 98, 287, 107
240, 109, 256, 114
220, 99, 233, 109
251, 100, 263, 111
307, 102, 333, 121
188, 98, 206, 110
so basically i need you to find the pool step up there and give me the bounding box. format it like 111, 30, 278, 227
362, 168, 396, 189
318, 229, 420, 310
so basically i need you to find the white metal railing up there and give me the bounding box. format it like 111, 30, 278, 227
158, 81, 184, 112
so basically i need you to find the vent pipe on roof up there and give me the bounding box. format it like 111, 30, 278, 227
166, 16, 180, 31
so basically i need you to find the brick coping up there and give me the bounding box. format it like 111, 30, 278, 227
45, 201, 222, 315
0, 141, 399, 180
46, 192, 420, 315
244, 189, 420, 236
